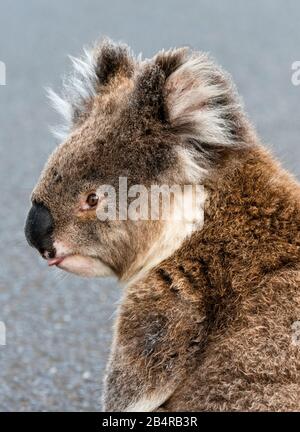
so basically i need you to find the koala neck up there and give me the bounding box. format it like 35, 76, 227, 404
122, 144, 300, 290
122, 184, 208, 287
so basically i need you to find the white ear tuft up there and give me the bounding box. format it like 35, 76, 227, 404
46, 88, 72, 124
46, 88, 72, 141
46, 48, 98, 141
67, 50, 97, 103
46, 40, 136, 141
165, 53, 242, 146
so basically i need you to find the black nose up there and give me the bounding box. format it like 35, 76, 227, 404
25, 202, 55, 257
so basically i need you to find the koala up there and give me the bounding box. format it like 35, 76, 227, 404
25, 38, 300, 411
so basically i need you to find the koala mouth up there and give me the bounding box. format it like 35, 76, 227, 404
46, 253, 114, 278
47, 256, 68, 266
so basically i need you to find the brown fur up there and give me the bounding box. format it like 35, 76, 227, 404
105, 146, 300, 411
27, 39, 300, 411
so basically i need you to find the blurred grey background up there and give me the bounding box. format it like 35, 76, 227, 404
0, 0, 299, 411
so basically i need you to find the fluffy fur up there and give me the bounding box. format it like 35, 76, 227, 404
26, 38, 300, 411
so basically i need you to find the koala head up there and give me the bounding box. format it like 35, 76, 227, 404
25, 38, 250, 281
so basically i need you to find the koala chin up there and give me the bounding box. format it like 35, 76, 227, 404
25, 38, 300, 412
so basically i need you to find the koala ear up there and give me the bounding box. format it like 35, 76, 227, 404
47, 38, 135, 140
94, 38, 135, 86
130, 48, 245, 148
163, 51, 245, 147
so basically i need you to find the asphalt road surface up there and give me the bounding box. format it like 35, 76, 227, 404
0, 0, 299, 411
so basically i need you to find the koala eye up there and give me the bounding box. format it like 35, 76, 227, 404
86, 193, 98, 208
